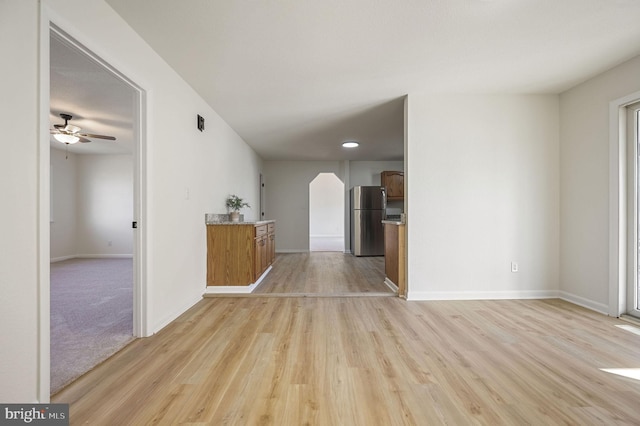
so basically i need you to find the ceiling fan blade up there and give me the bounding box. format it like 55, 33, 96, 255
53, 124, 65, 130
79, 133, 116, 140
78, 137, 92, 143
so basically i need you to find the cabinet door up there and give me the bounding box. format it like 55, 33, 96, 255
261, 237, 268, 272
254, 236, 264, 281
266, 223, 276, 266
266, 232, 273, 266
381, 171, 404, 200
384, 223, 399, 285
208, 225, 255, 286
268, 233, 276, 265
255, 235, 269, 280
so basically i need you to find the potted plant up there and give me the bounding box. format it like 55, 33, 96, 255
226, 194, 250, 222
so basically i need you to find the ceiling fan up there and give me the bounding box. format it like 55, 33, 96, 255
50, 113, 116, 144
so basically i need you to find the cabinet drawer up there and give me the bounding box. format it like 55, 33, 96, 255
255, 224, 267, 237
267, 223, 275, 234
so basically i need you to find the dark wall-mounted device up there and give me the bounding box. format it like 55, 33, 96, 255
197, 114, 205, 132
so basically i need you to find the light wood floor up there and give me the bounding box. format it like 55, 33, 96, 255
53, 297, 640, 425
253, 252, 392, 295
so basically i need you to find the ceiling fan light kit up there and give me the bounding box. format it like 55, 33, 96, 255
50, 113, 116, 145
53, 133, 80, 144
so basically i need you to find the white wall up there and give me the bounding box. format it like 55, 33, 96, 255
51, 151, 134, 260
76, 154, 133, 256
50, 149, 78, 260
349, 160, 404, 187
264, 161, 344, 252
0, 0, 41, 403
0, 0, 263, 402
406, 94, 560, 300
560, 55, 640, 312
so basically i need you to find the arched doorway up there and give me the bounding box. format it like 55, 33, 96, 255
309, 173, 344, 252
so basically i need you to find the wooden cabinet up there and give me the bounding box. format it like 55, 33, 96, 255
383, 222, 406, 297
206, 221, 275, 286
254, 222, 275, 281
267, 222, 276, 267
380, 171, 404, 201
384, 224, 399, 286
254, 235, 266, 282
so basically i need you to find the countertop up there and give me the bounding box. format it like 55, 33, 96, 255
205, 213, 275, 225
206, 219, 275, 226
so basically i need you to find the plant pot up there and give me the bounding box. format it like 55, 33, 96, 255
230, 211, 240, 222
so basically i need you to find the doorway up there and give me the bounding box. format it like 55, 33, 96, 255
47, 26, 146, 393
309, 173, 345, 252
253, 169, 392, 295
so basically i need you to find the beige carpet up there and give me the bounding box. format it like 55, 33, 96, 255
50, 258, 134, 394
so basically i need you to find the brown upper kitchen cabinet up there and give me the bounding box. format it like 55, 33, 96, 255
381, 171, 404, 201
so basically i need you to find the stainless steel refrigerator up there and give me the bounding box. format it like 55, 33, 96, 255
350, 186, 386, 256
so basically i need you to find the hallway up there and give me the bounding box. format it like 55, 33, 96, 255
252, 252, 392, 295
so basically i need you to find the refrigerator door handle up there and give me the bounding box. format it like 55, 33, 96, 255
381, 187, 387, 213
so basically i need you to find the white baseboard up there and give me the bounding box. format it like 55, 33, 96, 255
558, 291, 609, 315
76, 254, 133, 259
405, 289, 609, 316
50, 255, 76, 263
406, 289, 559, 301
204, 266, 273, 295
51, 254, 133, 262
253, 266, 272, 290
384, 278, 399, 292
204, 283, 259, 294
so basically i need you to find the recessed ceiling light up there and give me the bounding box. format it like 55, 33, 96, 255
342, 141, 359, 148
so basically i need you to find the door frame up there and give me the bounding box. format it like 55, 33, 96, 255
608, 90, 640, 317
39, 6, 148, 401
625, 101, 640, 317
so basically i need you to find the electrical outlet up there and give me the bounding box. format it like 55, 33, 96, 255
511, 262, 518, 273
108, 240, 112, 247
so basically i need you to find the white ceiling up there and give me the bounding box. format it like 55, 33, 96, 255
64, 0, 640, 161
50, 33, 135, 155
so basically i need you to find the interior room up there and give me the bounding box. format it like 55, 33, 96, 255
2, 0, 640, 423
48, 31, 138, 393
